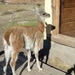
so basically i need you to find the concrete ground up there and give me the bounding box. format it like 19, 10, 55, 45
0, 52, 66, 75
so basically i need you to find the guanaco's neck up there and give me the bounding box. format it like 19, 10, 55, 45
37, 20, 44, 33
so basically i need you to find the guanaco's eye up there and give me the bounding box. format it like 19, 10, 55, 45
43, 13, 45, 15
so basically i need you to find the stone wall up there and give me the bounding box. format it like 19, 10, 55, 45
3, 0, 44, 3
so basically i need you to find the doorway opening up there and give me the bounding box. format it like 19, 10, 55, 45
60, 0, 75, 37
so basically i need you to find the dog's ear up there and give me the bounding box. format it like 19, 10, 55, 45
45, 22, 47, 25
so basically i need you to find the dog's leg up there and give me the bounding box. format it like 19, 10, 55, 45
27, 50, 31, 71
10, 51, 18, 75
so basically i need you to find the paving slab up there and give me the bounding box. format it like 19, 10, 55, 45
0, 52, 66, 75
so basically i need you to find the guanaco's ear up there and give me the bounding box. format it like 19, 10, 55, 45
33, 7, 39, 14
35, 7, 39, 12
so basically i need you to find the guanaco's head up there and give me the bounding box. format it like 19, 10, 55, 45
33, 7, 50, 23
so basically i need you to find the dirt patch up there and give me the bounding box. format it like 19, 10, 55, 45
49, 57, 71, 72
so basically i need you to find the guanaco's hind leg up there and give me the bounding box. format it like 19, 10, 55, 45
3, 49, 11, 75
3, 39, 18, 75
3, 38, 11, 75
7, 33, 23, 75
10, 51, 18, 75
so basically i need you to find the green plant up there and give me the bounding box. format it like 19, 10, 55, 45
23, 20, 37, 26
3, 21, 18, 29
3, 20, 37, 29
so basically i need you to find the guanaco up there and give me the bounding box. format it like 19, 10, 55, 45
3, 7, 50, 75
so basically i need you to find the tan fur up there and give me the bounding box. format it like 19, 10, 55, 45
3, 19, 44, 49
3, 21, 44, 75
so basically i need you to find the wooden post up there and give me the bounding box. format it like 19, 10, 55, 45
52, 0, 60, 35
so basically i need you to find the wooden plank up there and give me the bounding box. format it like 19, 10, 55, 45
63, 30, 75, 37
61, 8, 75, 23
52, 34, 75, 48
63, 0, 75, 4
62, 3, 75, 8
60, 22, 75, 33
62, 0, 75, 8
60, 0, 75, 36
